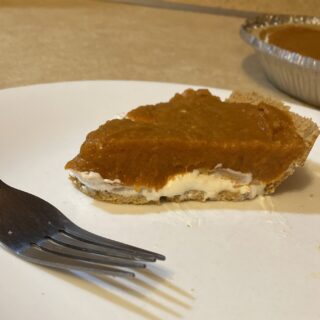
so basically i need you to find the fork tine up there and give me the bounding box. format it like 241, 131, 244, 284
65, 225, 165, 261
51, 231, 156, 262
37, 238, 146, 268
0, 179, 165, 276
20, 245, 135, 277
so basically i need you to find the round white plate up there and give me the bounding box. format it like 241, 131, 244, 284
0, 81, 319, 320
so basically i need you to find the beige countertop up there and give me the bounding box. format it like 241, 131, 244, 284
1, 0, 319, 105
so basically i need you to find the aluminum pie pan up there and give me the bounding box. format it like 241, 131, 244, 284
240, 14, 320, 107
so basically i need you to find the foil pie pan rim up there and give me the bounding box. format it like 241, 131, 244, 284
240, 14, 320, 72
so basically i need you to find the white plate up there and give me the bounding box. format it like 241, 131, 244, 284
0, 81, 320, 320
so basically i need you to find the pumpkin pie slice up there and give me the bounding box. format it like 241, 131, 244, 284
65, 89, 319, 204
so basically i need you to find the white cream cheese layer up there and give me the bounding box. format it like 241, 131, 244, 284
69, 167, 265, 201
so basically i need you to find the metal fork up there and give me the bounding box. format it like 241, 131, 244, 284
0, 180, 165, 277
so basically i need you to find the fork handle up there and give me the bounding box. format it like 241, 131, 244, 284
0, 179, 11, 188
0, 180, 17, 191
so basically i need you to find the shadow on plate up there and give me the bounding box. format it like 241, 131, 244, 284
43, 264, 193, 320
94, 160, 320, 215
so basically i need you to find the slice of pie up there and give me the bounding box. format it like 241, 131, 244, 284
65, 89, 319, 204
